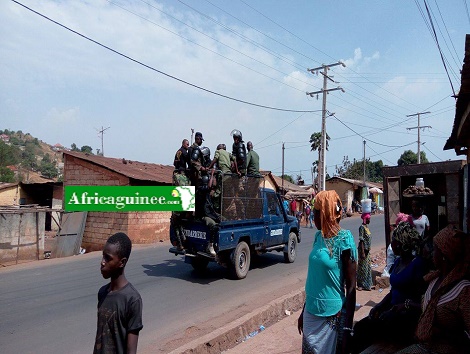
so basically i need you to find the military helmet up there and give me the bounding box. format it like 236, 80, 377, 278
200, 146, 211, 157
230, 129, 242, 140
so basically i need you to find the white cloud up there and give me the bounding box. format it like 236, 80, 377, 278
45, 107, 80, 124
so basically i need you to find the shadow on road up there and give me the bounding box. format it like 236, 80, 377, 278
141, 252, 289, 284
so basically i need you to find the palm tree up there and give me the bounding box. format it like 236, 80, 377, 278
310, 132, 330, 188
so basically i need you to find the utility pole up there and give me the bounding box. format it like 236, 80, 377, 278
281, 142, 285, 194
406, 112, 431, 164
97, 126, 110, 156
363, 140, 366, 187
190, 128, 194, 145
307, 61, 345, 191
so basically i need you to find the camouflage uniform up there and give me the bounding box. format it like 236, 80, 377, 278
171, 170, 191, 250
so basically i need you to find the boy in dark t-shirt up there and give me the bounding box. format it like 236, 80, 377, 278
94, 233, 143, 354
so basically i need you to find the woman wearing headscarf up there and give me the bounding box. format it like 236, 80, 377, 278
297, 190, 357, 354
352, 221, 427, 353
396, 225, 470, 354
357, 213, 373, 291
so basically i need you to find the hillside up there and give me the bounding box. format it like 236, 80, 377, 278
0, 129, 94, 183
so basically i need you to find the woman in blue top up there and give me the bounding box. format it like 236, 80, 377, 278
352, 221, 427, 353
297, 190, 357, 354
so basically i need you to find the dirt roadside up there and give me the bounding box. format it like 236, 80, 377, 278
162, 247, 388, 354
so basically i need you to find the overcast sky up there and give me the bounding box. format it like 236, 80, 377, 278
1, 0, 467, 184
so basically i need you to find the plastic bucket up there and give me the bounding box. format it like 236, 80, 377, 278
361, 199, 372, 213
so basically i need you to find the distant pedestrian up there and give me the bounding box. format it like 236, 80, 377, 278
290, 198, 297, 216
298, 190, 357, 354
283, 198, 289, 214
357, 213, 373, 291
304, 204, 311, 227
296, 210, 303, 225
94, 233, 143, 354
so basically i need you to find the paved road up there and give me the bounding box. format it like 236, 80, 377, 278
0, 214, 384, 354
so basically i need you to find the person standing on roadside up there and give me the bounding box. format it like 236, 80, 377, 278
357, 213, 373, 291
298, 190, 357, 354
94, 233, 143, 354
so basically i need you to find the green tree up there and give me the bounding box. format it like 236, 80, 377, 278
281, 175, 295, 184
309, 132, 330, 156
310, 132, 330, 181
39, 154, 58, 179
0, 166, 15, 182
0, 140, 19, 166
397, 150, 429, 166
70, 143, 80, 152
335, 156, 384, 183
80, 145, 93, 154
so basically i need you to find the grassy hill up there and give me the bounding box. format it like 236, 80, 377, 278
0, 129, 90, 183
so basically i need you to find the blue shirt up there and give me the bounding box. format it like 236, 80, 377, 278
389, 256, 426, 305
283, 200, 289, 212
305, 229, 357, 317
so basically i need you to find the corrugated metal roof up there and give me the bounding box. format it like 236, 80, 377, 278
0, 182, 18, 191
63, 151, 174, 184
326, 176, 383, 189
444, 34, 470, 153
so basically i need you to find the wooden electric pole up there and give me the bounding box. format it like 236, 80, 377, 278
307, 61, 345, 191
406, 112, 431, 164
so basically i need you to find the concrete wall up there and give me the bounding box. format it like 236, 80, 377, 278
0, 210, 45, 265
64, 155, 171, 251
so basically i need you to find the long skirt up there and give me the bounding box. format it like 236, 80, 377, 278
357, 253, 372, 290
302, 310, 339, 354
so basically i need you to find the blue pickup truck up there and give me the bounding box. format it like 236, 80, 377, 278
169, 175, 301, 279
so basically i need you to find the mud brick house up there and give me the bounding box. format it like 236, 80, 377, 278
62, 151, 174, 252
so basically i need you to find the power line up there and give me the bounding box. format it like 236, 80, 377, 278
422, 142, 443, 161
220, 0, 427, 118
11, 0, 321, 114
109, 0, 317, 94
332, 114, 416, 148
464, 0, 470, 26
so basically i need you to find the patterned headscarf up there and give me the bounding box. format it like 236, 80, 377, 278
392, 221, 421, 254
416, 225, 470, 342
313, 190, 342, 238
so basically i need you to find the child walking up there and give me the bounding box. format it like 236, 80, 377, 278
94, 232, 143, 354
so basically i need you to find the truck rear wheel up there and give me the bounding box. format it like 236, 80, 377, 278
191, 257, 209, 272
230, 241, 250, 279
284, 232, 297, 263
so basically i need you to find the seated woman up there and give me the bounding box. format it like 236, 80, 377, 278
352, 221, 427, 353
396, 225, 470, 354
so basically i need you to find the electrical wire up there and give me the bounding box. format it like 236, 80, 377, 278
11, 0, 322, 114
331, 113, 416, 148
422, 142, 443, 161
109, 0, 317, 94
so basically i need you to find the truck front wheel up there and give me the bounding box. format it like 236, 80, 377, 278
284, 232, 297, 263
230, 241, 250, 279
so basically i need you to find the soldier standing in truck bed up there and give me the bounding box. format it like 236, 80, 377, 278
173, 139, 190, 173
188, 132, 207, 187
231, 129, 246, 176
